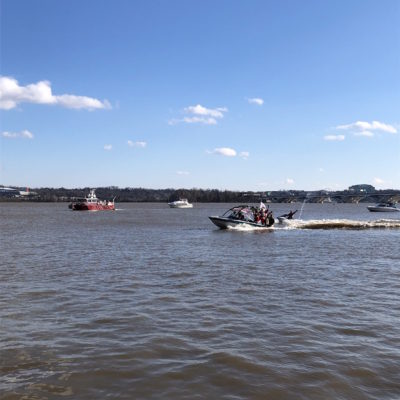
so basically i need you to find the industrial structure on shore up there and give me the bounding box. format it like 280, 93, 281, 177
0, 187, 37, 199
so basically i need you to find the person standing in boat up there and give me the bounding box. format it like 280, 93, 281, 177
265, 210, 274, 226
260, 208, 266, 225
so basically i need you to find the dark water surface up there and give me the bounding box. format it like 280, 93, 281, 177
1, 202, 400, 399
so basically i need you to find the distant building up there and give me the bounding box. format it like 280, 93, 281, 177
0, 186, 37, 198
348, 184, 375, 193
0, 187, 20, 197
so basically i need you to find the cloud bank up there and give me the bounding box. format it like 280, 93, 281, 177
0, 76, 111, 110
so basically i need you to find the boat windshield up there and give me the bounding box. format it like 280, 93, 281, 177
223, 206, 255, 222
377, 203, 395, 207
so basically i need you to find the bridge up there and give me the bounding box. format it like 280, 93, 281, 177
242, 191, 400, 204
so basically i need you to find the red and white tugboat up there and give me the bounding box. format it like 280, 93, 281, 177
69, 189, 115, 211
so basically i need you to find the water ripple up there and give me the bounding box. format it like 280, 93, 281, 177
1, 203, 400, 399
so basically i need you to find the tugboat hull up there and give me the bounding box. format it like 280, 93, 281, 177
69, 189, 115, 211
72, 203, 115, 211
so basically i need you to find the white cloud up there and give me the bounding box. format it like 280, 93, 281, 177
184, 104, 227, 118
207, 147, 250, 159
0, 76, 111, 110
169, 104, 228, 125
2, 129, 34, 139
56, 95, 111, 110
324, 134, 345, 141
247, 97, 264, 106
209, 147, 237, 157
176, 170, 190, 175
286, 178, 294, 184
336, 120, 397, 135
21, 130, 34, 139
182, 116, 218, 125
103, 144, 112, 151
127, 140, 147, 148
374, 177, 385, 185
239, 151, 250, 160
354, 130, 374, 137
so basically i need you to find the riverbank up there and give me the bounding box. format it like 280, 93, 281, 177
1, 186, 400, 204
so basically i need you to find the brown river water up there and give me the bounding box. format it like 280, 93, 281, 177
1, 202, 400, 399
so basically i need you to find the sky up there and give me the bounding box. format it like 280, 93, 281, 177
0, 0, 399, 191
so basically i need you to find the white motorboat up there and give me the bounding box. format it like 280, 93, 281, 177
168, 198, 193, 208
209, 205, 274, 229
367, 202, 399, 212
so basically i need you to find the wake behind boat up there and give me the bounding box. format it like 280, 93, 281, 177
367, 202, 399, 212
69, 189, 115, 211
209, 205, 274, 229
275, 218, 400, 230
277, 209, 298, 224
168, 198, 193, 208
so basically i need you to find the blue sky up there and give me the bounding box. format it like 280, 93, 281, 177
1, 0, 399, 190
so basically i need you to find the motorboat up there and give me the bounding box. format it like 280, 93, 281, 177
168, 198, 193, 208
367, 202, 399, 212
69, 189, 115, 211
209, 205, 274, 229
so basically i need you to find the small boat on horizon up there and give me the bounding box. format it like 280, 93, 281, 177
209, 205, 274, 229
69, 189, 115, 211
168, 198, 193, 208
367, 202, 399, 212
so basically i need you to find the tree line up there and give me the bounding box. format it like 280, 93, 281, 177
9, 187, 246, 203
2, 186, 400, 203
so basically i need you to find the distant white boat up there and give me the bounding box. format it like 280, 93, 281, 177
168, 198, 193, 208
367, 202, 399, 212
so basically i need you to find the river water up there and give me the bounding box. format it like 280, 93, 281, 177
1, 202, 400, 399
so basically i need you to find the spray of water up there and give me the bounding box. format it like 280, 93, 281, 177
298, 198, 307, 219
